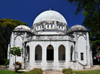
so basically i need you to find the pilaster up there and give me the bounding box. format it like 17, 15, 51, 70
43, 22, 46, 29
64, 25, 66, 31
54, 21, 57, 29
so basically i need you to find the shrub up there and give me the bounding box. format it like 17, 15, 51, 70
62, 68, 67, 73
62, 68, 73, 74
4, 59, 9, 66
28, 68, 43, 74
28, 70, 39, 74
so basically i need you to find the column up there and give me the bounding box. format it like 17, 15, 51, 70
29, 45, 35, 70
53, 44, 59, 70
9, 32, 14, 69
41, 45, 47, 70
22, 43, 25, 69
65, 41, 70, 67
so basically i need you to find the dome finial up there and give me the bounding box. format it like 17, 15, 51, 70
49, 8, 51, 10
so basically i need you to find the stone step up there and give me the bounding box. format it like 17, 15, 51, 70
44, 71, 63, 74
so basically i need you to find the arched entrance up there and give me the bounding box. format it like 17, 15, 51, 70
35, 45, 42, 60
59, 45, 65, 60
47, 45, 54, 61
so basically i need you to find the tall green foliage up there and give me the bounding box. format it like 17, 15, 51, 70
67, 0, 100, 55
67, 0, 100, 32
10, 47, 22, 63
0, 18, 27, 62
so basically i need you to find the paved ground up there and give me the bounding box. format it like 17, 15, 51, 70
0, 65, 100, 74
43, 71, 63, 74
74, 65, 100, 71
0, 65, 8, 70
43, 65, 100, 74
92, 65, 100, 70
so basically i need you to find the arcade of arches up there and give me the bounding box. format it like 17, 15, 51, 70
26, 45, 74, 62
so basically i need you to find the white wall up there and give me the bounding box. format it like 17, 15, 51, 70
15, 36, 23, 62
8, 31, 92, 70
77, 36, 86, 65
26, 40, 70, 70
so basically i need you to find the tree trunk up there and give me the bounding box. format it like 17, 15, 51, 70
15, 55, 16, 63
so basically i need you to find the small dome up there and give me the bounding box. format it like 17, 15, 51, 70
33, 10, 67, 25
67, 25, 87, 33
14, 25, 31, 32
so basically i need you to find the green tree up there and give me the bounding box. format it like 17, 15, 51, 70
67, 0, 100, 32
10, 47, 22, 63
10, 47, 22, 72
0, 18, 27, 64
67, 0, 100, 56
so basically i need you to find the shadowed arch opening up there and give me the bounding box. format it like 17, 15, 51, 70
26, 46, 30, 61
59, 45, 65, 60
70, 46, 73, 61
47, 45, 54, 61
35, 45, 42, 60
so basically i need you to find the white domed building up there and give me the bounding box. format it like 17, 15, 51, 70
8, 10, 93, 70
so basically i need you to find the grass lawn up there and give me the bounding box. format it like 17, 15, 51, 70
74, 70, 100, 74
1, 69, 100, 74
0, 70, 28, 74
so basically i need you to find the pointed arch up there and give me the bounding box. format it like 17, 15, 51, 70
35, 45, 42, 60
26, 46, 30, 61
47, 45, 54, 61
70, 46, 73, 61
58, 44, 65, 60
15, 36, 22, 48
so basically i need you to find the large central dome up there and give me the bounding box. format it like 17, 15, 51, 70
33, 10, 67, 24
32, 10, 69, 35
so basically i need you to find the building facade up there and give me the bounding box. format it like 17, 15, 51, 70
8, 10, 93, 70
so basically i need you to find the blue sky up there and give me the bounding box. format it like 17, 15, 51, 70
0, 0, 84, 28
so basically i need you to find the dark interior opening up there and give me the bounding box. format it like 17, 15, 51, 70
47, 49, 54, 60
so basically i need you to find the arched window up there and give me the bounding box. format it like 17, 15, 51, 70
59, 45, 65, 60
47, 25, 49, 29
70, 46, 73, 61
35, 45, 42, 60
42, 25, 44, 28
15, 36, 22, 49
40, 25, 42, 29
26, 46, 30, 61
51, 25, 53, 29
37, 26, 38, 30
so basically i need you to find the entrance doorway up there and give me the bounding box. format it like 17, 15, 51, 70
47, 45, 54, 61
